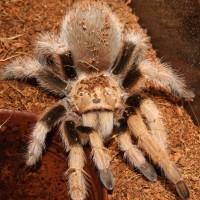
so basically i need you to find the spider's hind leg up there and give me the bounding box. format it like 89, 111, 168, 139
1, 32, 73, 97
138, 60, 194, 100
116, 30, 194, 100
0, 57, 41, 80
35, 32, 77, 80
34, 32, 76, 96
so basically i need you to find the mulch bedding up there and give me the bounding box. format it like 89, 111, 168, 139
0, 0, 199, 199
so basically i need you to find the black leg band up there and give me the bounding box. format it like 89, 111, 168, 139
41, 104, 66, 128
77, 125, 94, 134
126, 94, 145, 107
64, 121, 81, 145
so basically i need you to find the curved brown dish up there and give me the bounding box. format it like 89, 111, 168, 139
0, 109, 108, 200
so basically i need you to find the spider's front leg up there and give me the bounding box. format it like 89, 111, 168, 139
62, 117, 114, 200
26, 102, 67, 166
126, 94, 167, 148
127, 106, 190, 199
61, 120, 87, 200
116, 119, 157, 182
77, 125, 114, 191
75, 110, 115, 191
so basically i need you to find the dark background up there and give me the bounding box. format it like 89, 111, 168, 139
130, 0, 200, 126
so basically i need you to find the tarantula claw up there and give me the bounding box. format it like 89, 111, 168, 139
175, 180, 190, 200
99, 168, 114, 190
138, 162, 157, 182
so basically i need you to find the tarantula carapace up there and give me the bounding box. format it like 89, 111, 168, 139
1, 1, 194, 200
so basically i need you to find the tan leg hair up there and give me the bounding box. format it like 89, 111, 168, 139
140, 98, 167, 148
118, 131, 157, 181
125, 30, 151, 65
26, 103, 66, 166
89, 131, 110, 170
61, 121, 87, 200
127, 112, 189, 199
66, 145, 87, 200
128, 112, 181, 183
118, 131, 146, 167
138, 60, 194, 99
35, 32, 68, 55
26, 121, 49, 166
1, 57, 41, 80
89, 131, 114, 190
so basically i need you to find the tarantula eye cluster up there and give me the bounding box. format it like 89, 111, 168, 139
1, 1, 194, 200
69, 74, 122, 113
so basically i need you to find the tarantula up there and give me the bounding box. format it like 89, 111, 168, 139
1, 1, 194, 200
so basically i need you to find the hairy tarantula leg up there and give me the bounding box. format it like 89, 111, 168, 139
127, 110, 190, 200
0, 55, 69, 97
120, 32, 194, 99
34, 33, 76, 96
0, 57, 41, 80
36, 32, 77, 80
78, 126, 114, 190
36, 32, 68, 56
138, 60, 194, 99
112, 41, 135, 75
117, 119, 157, 181
26, 103, 66, 166
140, 98, 167, 148
61, 121, 87, 200
36, 68, 69, 97
118, 132, 157, 181
126, 95, 167, 148
90, 131, 114, 190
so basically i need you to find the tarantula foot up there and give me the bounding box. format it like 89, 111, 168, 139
138, 162, 157, 182
99, 168, 114, 190
175, 180, 190, 200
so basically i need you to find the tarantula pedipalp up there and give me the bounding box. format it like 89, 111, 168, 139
1, 1, 194, 200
